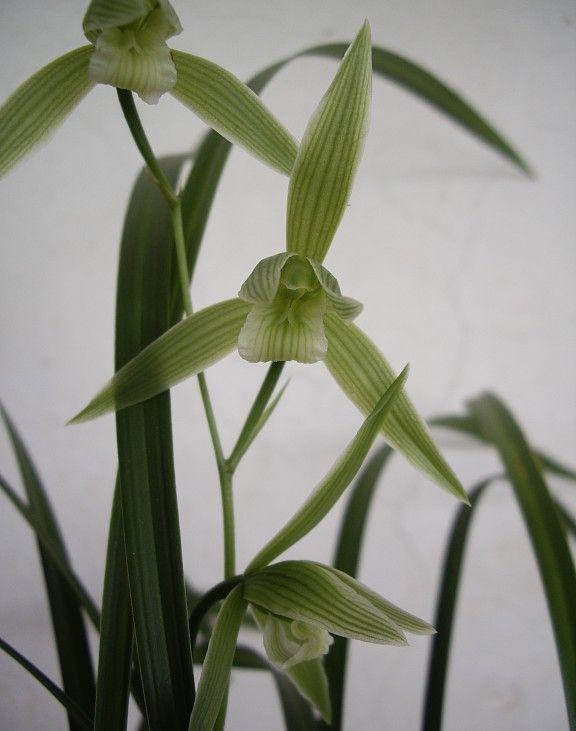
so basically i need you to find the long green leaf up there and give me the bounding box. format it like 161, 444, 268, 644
318, 444, 392, 731
0, 471, 100, 628
188, 586, 246, 731
171, 51, 297, 175
247, 367, 408, 572
422, 477, 496, 731
469, 393, 576, 728
0, 406, 95, 730
113, 158, 195, 728
94, 481, 133, 731
0, 46, 94, 178
286, 22, 372, 262
556, 500, 576, 540
0, 636, 93, 731
324, 315, 466, 501
431, 413, 576, 482
71, 297, 250, 423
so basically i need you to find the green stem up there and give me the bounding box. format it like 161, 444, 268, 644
117, 88, 235, 580
188, 576, 244, 655
227, 362, 285, 473
116, 89, 178, 207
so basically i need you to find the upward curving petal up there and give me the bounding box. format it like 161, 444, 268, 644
324, 314, 467, 501
0, 47, 94, 179
70, 299, 250, 423
286, 22, 372, 262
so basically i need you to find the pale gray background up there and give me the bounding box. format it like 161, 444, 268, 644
1, 0, 575, 729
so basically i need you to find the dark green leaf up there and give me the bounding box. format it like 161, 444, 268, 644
469, 393, 576, 728
94, 481, 134, 731
0, 406, 95, 730
0, 635, 93, 730
422, 477, 496, 731
113, 157, 194, 728
556, 500, 576, 541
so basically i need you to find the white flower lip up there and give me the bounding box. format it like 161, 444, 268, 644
84, 1, 182, 103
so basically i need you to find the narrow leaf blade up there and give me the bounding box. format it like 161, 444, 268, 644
70, 298, 250, 422
113, 159, 195, 728
188, 586, 246, 731
0, 46, 94, 178
0, 635, 93, 731
0, 407, 95, 730
247, 367, 408, 572
286, 22, 372, 262
422, 477, 496, 731
324, 315, 466, 500
469, 393, 576, 728
171, 51, 298, 175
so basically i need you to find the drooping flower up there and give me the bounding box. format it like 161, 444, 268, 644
0, 0, 297, 177
69, 22, 466, 502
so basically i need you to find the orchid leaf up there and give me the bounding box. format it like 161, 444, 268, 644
247, 366, 408, 572
286, 22, 372, 263
113, 158, 195, 727
171, 51, 298, 175
0, 406, 95, 730
0, 636, 93, 731
70, 298, 250, 422
469, 393, 576, 727
188, 586, 246, 731
324, 314, 466, 501
0, 471, 100, 629
422, 477, 496, 731
245, 561, 409, 645
0, 46, 94, 179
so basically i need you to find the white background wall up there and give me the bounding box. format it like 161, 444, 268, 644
1, 1, 575, 729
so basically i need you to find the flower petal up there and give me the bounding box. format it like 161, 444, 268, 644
238, 253, 294, 304
83, 0, 181, 42
252, 608, 332, 671
70, 298, 250, 423
244, 561, 407, 645
0, 47, 94, 179
324, 314, 468, 501
286, 21, 372, 262
246, 366, 408, 572
309, 259, 363, 321
286, 659, 332, 724
237, 294, 327, 364
171, 51, 298, 175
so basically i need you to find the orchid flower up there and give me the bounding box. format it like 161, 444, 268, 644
70, 21, 466, 502
0, 0, 297, 178
189, 561, 436, 728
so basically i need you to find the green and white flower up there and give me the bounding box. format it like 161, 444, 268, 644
69, 23, 466, 502
0, 0, 297, 177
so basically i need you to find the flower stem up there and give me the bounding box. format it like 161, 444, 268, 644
188, 576, 244, 654
116, 89, 177, 207
117, 88, 235, 579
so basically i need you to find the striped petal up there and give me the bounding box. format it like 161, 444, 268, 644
70, 298, 250, 423
286, 21, 372, 262
237, 292, 327, 364
171, 51, 298, 175
309, 259, 363, 322
83, 0, 181, 42
244, 561, 408, 646
87, 6, 180, 103
324, 314, 467, 501
0, 47, 94, 179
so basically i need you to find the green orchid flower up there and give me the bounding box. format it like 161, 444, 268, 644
189, 561, 436, 728
0, 0, 297, 178
70, 21, 466, 502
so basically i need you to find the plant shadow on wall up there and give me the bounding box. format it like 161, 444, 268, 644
0, 1, 575, 730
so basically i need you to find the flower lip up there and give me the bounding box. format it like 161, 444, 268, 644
83, 0, 182, 103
